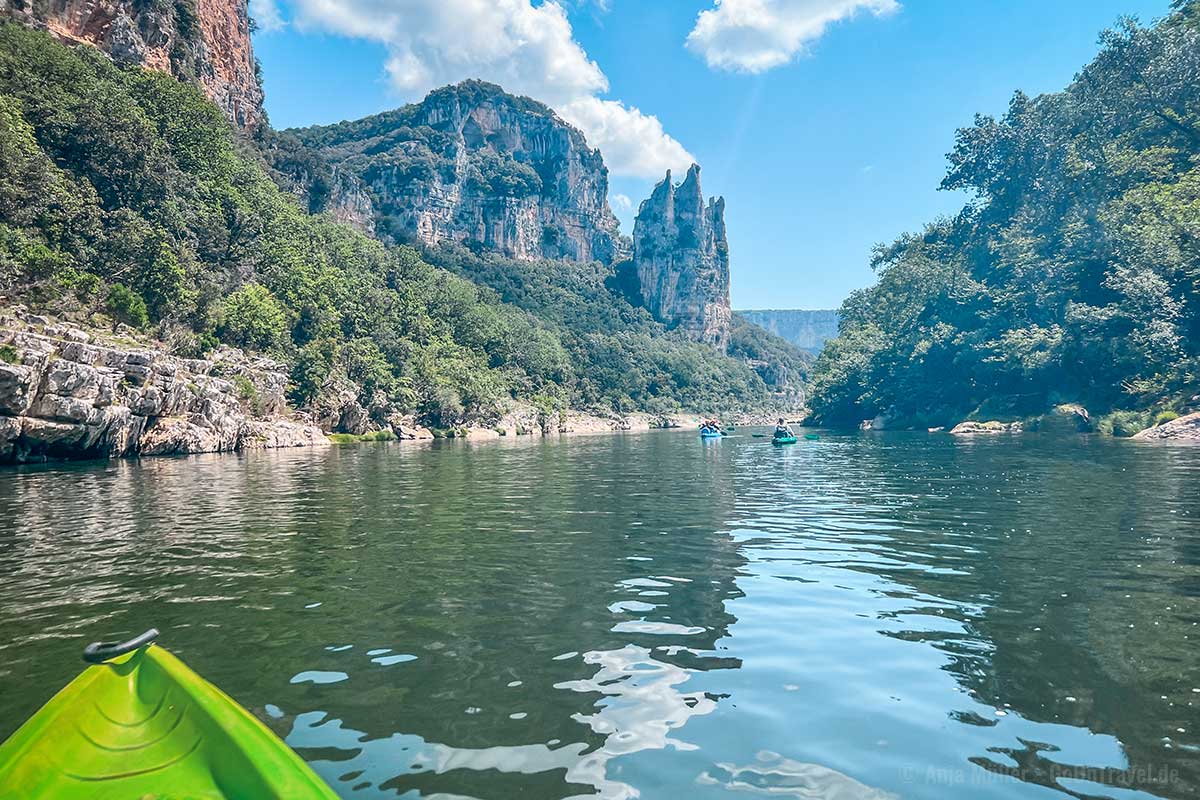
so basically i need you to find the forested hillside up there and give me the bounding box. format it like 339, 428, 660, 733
810, 5, 1199, 432
427, 245, 806, 413
0, 24, 799, 432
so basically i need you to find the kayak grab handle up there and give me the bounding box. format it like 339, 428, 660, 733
82, 628, 160, 663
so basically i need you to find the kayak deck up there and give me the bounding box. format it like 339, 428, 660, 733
0, 645, 337, 799
773, 436, 798, 445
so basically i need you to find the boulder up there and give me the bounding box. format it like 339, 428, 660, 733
1029, 403, 1092, 434
337, 401, 371, 435
240, 420, 330, 449
139, 417, 230, 455
861, 407, 902, 431
27, 394, 101, 425
0, 416, 21, 459
1132, 411, 1200, 442
386, 414, 435, 440
41, 359, 101, 399
949, 420, 1023, 435
0, 363, 38, 415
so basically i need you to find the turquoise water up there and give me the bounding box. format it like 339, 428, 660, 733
0, 430, 1198, 799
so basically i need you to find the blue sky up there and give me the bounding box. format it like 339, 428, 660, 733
253, 0, 1172, 310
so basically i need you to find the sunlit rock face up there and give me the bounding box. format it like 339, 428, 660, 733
1, 0, 264, 130
632, 164, 732, 350
290, 81, 623, 264
0, 308, 326, 463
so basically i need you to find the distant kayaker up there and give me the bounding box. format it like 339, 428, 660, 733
774, 418, 794, 438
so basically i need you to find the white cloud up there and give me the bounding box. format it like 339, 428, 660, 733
283, 0, 691, 178
250, 0, 286, 32
687, 0, 900, 73
610, 192, 633, 213
560, 97, 695, 180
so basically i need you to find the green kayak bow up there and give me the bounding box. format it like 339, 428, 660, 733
0, 629, 338, 800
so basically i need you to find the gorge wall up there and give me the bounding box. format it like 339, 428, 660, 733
282, 82, 738, 352
289, 81, 623, 263
632, 164, 732, 350
735, 310, 840, 354
0, 0, 263, 130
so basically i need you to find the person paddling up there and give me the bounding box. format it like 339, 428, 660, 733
774, 418, 794, 439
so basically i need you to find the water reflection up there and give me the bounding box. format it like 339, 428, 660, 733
0, 431, 1197, 799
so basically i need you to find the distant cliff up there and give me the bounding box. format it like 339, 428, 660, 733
632, 164, 732, 349
284, 81, 623, 263
1, 0, 263, 129
736, 310, 840, 354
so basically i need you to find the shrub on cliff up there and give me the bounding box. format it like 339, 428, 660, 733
105, 284, 149, 329
219, 284, 287, 351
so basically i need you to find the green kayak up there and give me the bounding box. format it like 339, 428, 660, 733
772, 436, 798, 445
0, 629, 338, 800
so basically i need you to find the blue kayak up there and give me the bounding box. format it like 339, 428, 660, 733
700, 429, 723, 439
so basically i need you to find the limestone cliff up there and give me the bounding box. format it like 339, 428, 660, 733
289, 81, 622, 263
632, 164, 732, 349
0, 307, 325, 463
1, 0, 263, 130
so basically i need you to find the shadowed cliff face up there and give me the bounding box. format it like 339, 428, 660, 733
289, 81, 623, 264
633, 164, 732, 350
1, 0, 263, 130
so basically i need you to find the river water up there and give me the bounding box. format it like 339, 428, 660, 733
1, 430, 1198, 799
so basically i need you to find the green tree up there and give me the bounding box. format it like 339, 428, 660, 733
105, 284, 149, 329
220, 284, 287, 350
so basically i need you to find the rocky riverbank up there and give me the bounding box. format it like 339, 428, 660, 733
853, 402, 1200, 441
0, 309, 752, 463
461, 408, 704, 440
1132, 412, 1200, 442
0, 308, 326, 463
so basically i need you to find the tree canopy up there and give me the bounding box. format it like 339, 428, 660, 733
809, 9, 1200, 429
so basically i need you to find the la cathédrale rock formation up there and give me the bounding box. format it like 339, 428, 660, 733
287, 81, 623, 264
632, 165, 732, 350
0, 0, 263, 129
